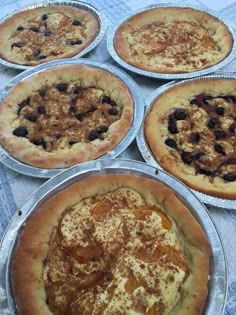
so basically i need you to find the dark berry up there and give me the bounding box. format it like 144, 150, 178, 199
108, 107, 118, 115
41, 14, 48, 20
221, 95, 236, 104
207, 117, 219, 128
38, 89, 46, 97
56, 83, 68, 92
197, 167, 213, 176
55, 133, 61, 139
229, 123, 236, 133
69, 105, 76, 113
214, 143, 225, 155
88, 131, 99, 141
72, 19, 82, 26
165, 138, 177, 148
97, 126, 108, 134
174, 109, 187, 120
214, 129, 226, 140
202, 95, 214, 104
39, 55, 47, 59
13, 127, 28, 137
29, 26, 40, 33
11, 42, 24, 49
223, 173, 236, 182
16, 26, 24, 31
190, 99, 201, 106
215, 107, 225, 116
24, 113, 38, 122
101, 96, 116, 106
87, 106, 96, 113
75, 113, 85, 121
37, 105, 46, 114
168, 118, 178, 134
31, 138, 44, 146
181, 152, 193, 164
68, 140, 77, 145
190, 132, 200, 144
70, 39, 83, 45
73, 86, 81, 94
44, 30, 53, 37
193, 151, 205, 160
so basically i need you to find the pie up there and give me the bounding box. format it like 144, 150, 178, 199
0, 64, 134, 169
0, 5, 99, 66
145, 79, 236, 199
114, 7, 233, 74
11, 173, 211, 315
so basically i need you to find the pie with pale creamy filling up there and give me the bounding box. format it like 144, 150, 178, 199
114, 7, 233, 74
0, 64, 133, 169
11, 174, 211, 315
145, 79, 236, 199
0, 5, 99, 66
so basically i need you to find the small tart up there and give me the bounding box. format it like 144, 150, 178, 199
0, 5, 99, 66
0, 64, 134, 168
145, 79, 236, 199
11, 174, 211, 315
114, 7, 233, 74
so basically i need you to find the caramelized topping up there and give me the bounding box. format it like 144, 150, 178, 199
44, 188, 188, 315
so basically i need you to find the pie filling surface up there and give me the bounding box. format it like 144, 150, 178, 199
44, 188, 188, 315
12, 83, 121, 152
164, 93, 236, 182
0, 6, 99, 65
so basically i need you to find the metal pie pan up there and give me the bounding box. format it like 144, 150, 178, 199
136, 74, 236, 210
0, 58, 143, 178
0, 158, 227, 315
0, 0, 107, 70
107, 2, 236, 80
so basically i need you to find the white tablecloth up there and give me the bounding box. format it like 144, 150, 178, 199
0, 0, 236, 314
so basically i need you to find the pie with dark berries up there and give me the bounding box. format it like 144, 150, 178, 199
11, 173, 211, 315
114, 7, 233, 74
0, 5, 99, 66
0, 64, 134, 169
145, 79, 236, 199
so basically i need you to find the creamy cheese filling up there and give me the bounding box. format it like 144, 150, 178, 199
43, 188, 188, 315
128, 20, 222, 71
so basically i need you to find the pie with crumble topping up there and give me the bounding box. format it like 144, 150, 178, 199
114, 7, 233, 74
0, 5, 99, 66
0, 64, 134, 169
11, 173, 211, 315
145, 79, 236, 199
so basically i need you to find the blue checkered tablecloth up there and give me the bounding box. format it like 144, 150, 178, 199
0, 0, 236, 314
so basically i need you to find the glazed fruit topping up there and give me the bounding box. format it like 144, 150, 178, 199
223, 173, 236, 182
16, 26, 24, 31
181, 151, 192, 164
101, 96, 117, 106
41, 14, 48, 20
72, 19, 82, 26
56, 83, 68, 92
88, 130, 100, 141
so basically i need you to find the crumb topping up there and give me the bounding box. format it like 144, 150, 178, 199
43, 188, 188, 315
126, 20, 223, 71
12, 82, 121, 152
163, 93, 236, 182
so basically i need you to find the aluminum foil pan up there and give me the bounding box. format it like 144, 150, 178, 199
0, 58, 143, 178
0, 0, 107, 70
107, 2, 236, 80
0, 159, 227, 315
136, 74, 236, 210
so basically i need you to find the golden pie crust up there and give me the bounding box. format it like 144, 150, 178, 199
145, 79, 236, 199
114, 7, 233, 74
0, 64, 134, 169
0, 5, 99, 66
11, 174, 211, 315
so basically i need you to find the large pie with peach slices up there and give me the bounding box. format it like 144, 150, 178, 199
0, 64, 134, 169
145, 79, 236, 199
11, 173, 211, 315
114, 7, 233, 74
0, 5, 99, 66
